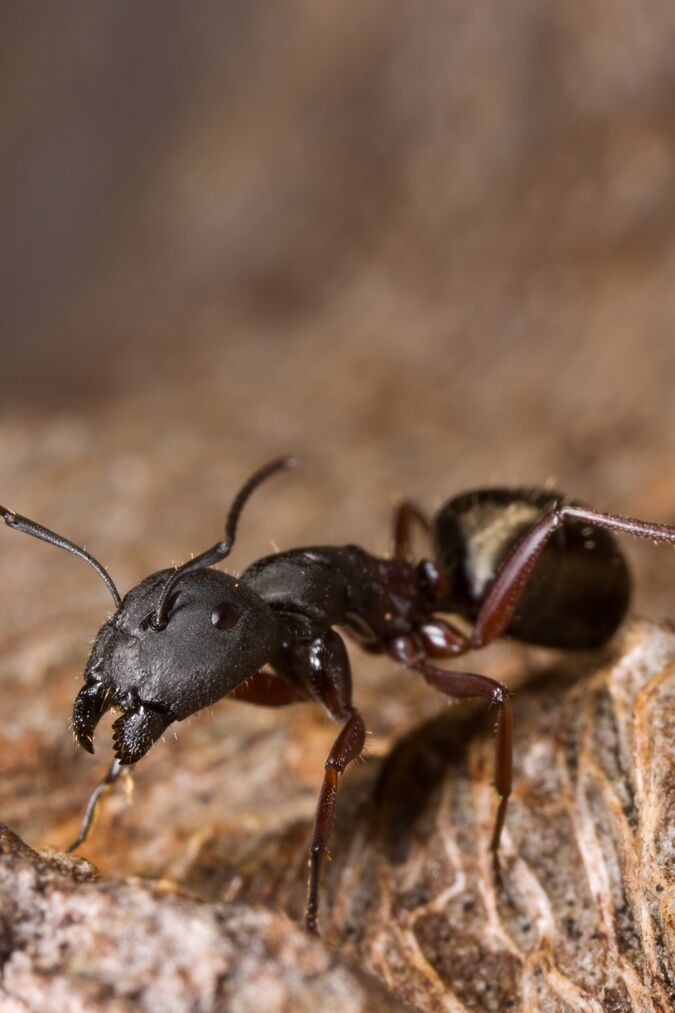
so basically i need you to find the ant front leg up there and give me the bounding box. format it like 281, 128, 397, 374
67, 758, 125, 852
471, 502, 675, 648
274, 628, 366, 934
228, 669, 309, 707
69, 672, 307, 855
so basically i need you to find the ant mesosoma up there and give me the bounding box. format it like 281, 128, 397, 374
2, 458, 674, 933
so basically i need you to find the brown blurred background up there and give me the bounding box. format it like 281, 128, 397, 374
1, 0, 675, 975
2, 3, 675, 613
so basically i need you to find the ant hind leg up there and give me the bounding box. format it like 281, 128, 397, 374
392, 501, 431, 559
470, 502, 675, 650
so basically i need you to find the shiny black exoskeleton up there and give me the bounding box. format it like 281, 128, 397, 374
2, 459, 674, 933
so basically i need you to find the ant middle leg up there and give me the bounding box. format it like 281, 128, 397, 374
418, 661, 512, 857
387, 632, 512, 859
67, 758, 126, 852
228, 669, 309, 707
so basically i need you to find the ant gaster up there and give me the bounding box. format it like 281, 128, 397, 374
3, 459, 675, 933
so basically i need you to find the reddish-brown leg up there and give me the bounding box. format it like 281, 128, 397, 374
388, 629, 512, 856
231, 668, 366, 934
471, 503, 675, 649
228, 669, 309, 706
272, 629, 366, 933
417, 662, 512, 854
417, 618, 471, 657
390, 502, 675, 862
393, 500, 431, 559
306, 707, 366, 934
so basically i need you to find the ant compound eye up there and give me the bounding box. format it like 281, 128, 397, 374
211, 604, 239, 630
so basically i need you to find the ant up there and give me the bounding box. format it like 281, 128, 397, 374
2, 458, 675, 933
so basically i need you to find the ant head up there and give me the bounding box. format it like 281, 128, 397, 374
73, 568, 280, 764
2, 457, 294, 766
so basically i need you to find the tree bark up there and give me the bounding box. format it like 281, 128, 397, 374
0, 622, 672, 1011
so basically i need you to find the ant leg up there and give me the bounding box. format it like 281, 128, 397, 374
561, 503, 675, 544
307, 707, 366, 934
228, 669, 309, 707
387, 618, 472, 668
471, 503, 675, 649
417, 617, 471, 657
416, 661, 513, 857
274, 629, 366, 934
393, 500, 431, 559
67, 758, 125, 853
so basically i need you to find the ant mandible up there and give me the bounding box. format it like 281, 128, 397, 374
2, 458, 675, 933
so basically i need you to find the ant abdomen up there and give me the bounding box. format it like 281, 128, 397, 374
433, 487, 631, 648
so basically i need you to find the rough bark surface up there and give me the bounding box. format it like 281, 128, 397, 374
0, 624, 673, 1011
0, 826, 401, 1012
174, 622, 675, 1012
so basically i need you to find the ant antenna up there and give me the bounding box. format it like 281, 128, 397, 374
152, 456, 296, 629
0, 506, 122, 609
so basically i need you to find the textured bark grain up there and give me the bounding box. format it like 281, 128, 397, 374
2, 624, 669, 1010
175, 622, 675, 1012
0, 826, 402, 1012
